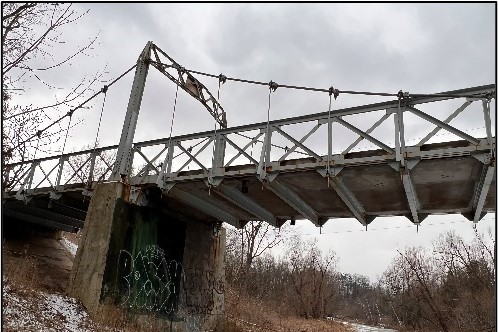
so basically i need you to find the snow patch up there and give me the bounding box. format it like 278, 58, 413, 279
2, 282, 100, 332
61, 237, 78, 257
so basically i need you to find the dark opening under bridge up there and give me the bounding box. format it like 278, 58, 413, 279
2, 41, 496, 331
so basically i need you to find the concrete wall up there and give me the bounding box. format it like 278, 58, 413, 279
181, 223, 225, 331
67, 181, 128, 313
68, 182, 225, 331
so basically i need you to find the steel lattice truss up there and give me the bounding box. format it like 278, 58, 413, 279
5, 81, 495, 229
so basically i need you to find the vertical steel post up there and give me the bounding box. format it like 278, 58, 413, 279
209, 133, 226, 186
111, 42, 152, 181
55, 156, 66, 190
398, 106, 406, 167
482, 99, 493, 146
327, 116, 333, 173
394, 112, 400, 162
87, 152, 97, 187
258, 127, 273, 179
156, 141, 174, 191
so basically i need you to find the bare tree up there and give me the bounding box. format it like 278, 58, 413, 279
2, 3, 104, 189
61, 143, 116, 188
287, 236, 338, 319
226, 221, 289, 284
380, 229, 496, 332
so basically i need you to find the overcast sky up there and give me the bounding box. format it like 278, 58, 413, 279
12, 3, 496, 281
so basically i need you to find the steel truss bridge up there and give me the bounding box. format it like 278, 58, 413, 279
3, 42, 496, 232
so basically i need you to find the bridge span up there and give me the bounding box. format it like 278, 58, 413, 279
4, 85, 496, 231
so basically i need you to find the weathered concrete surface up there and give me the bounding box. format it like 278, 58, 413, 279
67, 181, 226, 331
67, 181, 129, 313
181, 223, 225, 331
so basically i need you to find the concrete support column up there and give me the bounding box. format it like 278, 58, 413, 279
67, 181, 129, 313
181, 223, 225, 331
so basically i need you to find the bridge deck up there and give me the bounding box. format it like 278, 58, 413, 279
4, 139, 495, 230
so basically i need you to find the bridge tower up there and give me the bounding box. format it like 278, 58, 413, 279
68, 42, 228, 331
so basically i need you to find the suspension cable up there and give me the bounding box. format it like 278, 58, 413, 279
183, 67, 493, 99
11, 64, 137, 150
31, 132, 41, 161
92, 85, 108, 151
60, 114, 73, 157
167, 73, 181, 158
264, 81, 278, 172
85, 85, 109, 185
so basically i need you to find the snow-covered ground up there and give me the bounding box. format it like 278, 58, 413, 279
348, 322, 398, 332
331, 318, 398, 332
61, 237, 78, 257
2, 281, 105, 332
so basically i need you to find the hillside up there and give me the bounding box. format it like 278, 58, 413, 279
1, 230, 353, 332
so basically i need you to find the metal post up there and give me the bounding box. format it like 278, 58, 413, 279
87, 152, 97, 187
398, 105, 406, 167
394, 112, 400, 162
258, 127, 273, 179
55, 156, 66, 190
482, 99, 493, 146
111, 42, 152, 181
16, 162, 37, 201
327, 116, 333, 173
209, 133, 226, 187
156, 140, 174, 191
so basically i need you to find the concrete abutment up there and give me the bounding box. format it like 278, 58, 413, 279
68, 182, 226, 331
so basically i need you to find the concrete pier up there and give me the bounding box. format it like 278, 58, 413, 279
68, 182, 225, 331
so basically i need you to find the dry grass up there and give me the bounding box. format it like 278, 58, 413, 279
3, 234, 352, 332
225, 287, 352, 332
2, 242, 40, 290
92, 303, 177, 332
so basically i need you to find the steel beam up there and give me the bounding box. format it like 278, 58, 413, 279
417, 100, 472, 146
111, 42, 152, 180
263, 177, 322, 226
406, 106, 480, 145
343, 113, 391, 154
464, 161, 495, 223
482, 99, 493, 146
274, 126, 322, 160
335, 117, 394, 154
224, 136, 259, 165
401, 169, 423, 224
137, 145, 168, 176
278, 123, 321, 161
167, 186, 240, 227
214, 183, 277, 226
225, 132, 263, 166
150, 44, 227, 128
328, 176, 371, 226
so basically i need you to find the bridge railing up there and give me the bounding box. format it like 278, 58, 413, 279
4, 84, 495, 201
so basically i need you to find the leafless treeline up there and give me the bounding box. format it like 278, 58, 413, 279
2, 3, 103, 189
225, 222, 496, 331
379, 229, 495, 332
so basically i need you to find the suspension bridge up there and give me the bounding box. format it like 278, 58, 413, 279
3, 42, 496, 233
2, 41, 496, 330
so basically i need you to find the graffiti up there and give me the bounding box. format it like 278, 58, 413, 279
116, 245, 225, 318
117, 245, 183, 315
